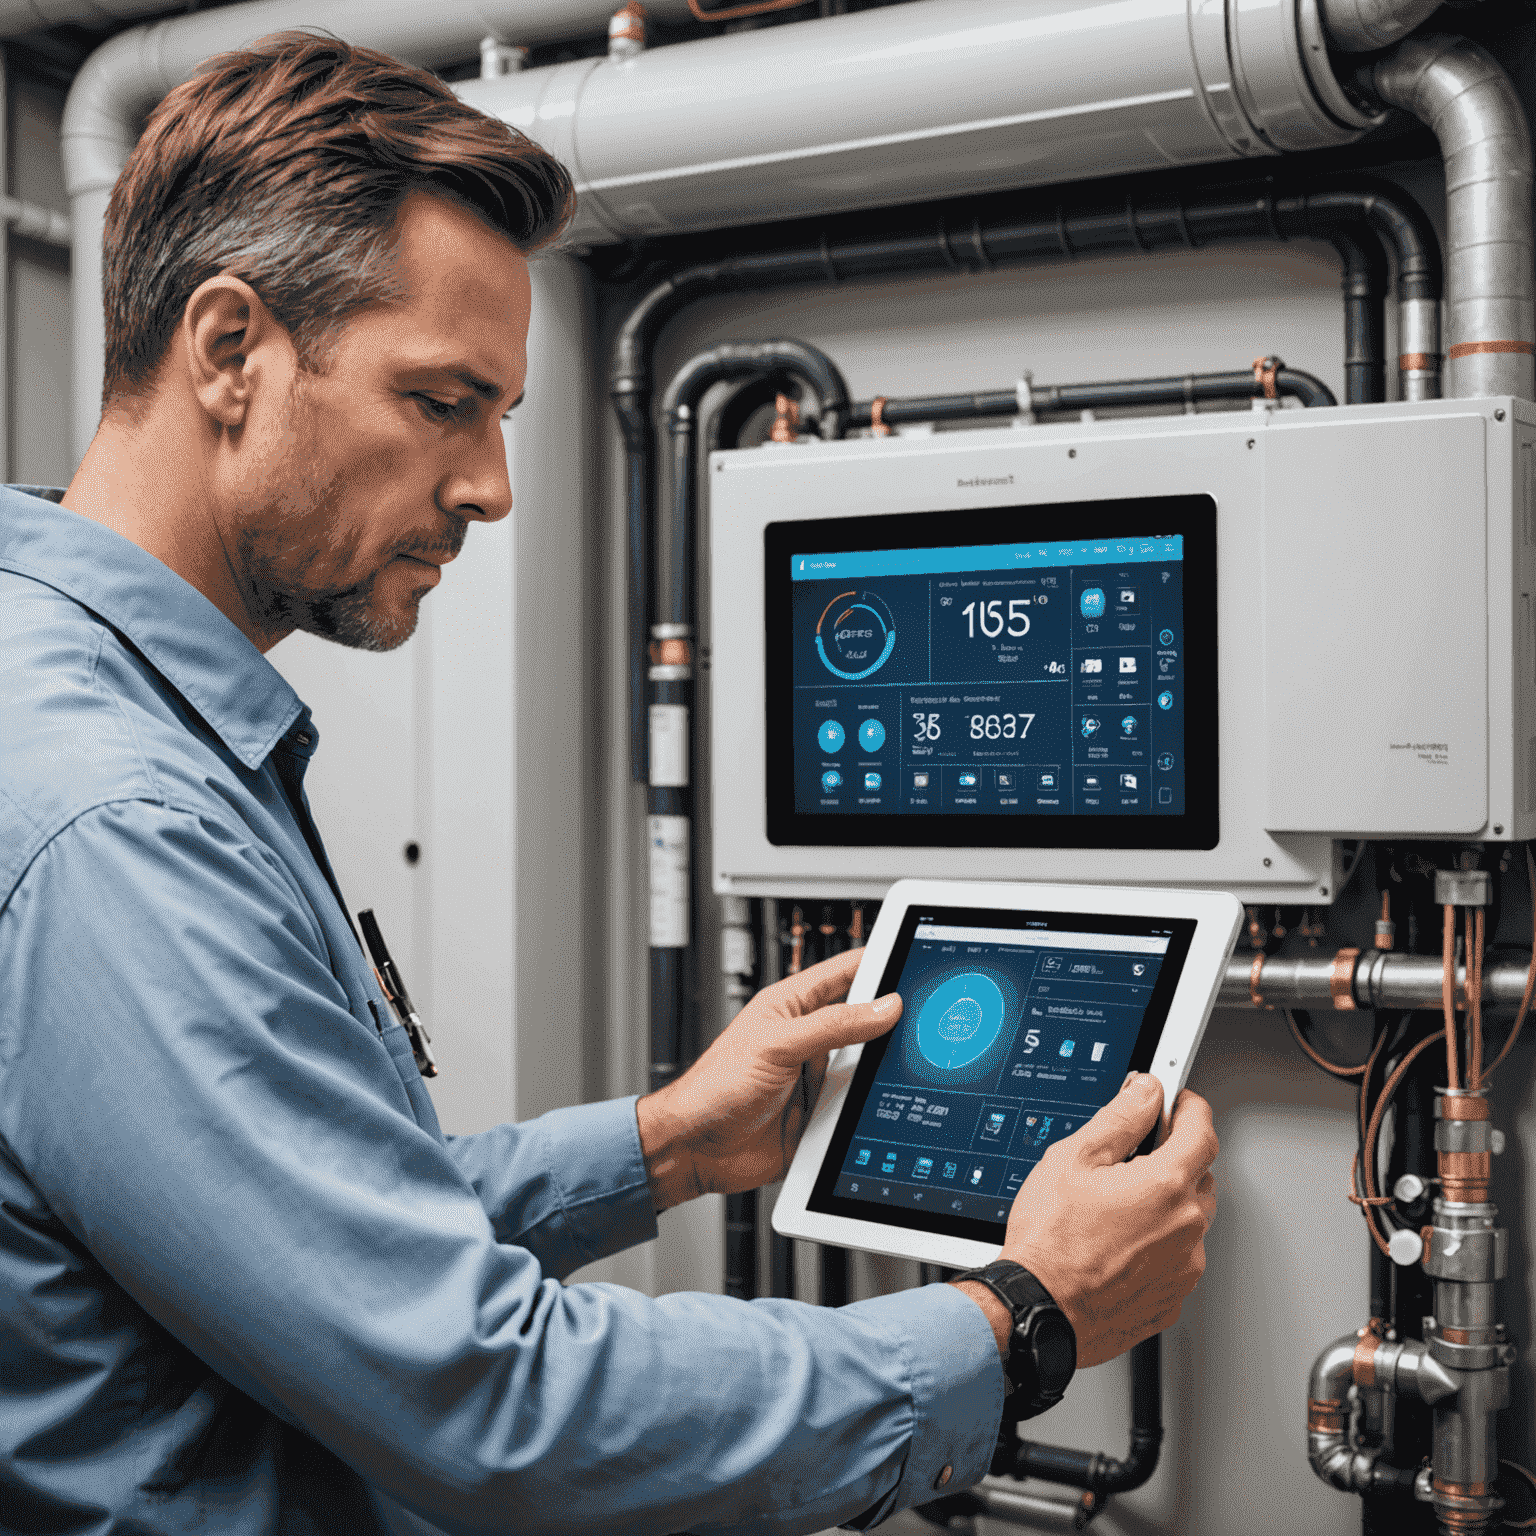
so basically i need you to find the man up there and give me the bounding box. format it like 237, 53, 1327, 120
0, 32, 1218, 1536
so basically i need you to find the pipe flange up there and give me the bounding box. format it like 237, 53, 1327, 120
1295, 0, 1389, 133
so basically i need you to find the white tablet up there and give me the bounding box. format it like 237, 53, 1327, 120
772, 878, 1242, 1269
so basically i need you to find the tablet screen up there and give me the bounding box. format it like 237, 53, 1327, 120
763, 494, 1218, 850
807, 902, 1196, 1244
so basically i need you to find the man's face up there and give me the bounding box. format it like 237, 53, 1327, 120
235, 191, 530, 651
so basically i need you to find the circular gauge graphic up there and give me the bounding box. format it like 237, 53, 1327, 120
915, 972, 1007, 1072
816, 590, 897, 680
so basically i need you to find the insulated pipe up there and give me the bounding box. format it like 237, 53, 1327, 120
460, 0, 1380, 249
843, 365, 1337, 429
1331, 227, 1388, 405
1223, 951, 1534, 1010
58, 0, 696, 462
1368, 35, 1535, 401
610, 175, 1438, 776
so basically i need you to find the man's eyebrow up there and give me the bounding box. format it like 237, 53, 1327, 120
502, 391, 526, 417
445, 368, 503, 402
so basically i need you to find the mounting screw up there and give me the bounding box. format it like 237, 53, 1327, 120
1495, 408, 1506, 421
1068, 448, 1077, 458
404, 841, 421, 866
1247, 438, 1256, 449
1320, 887, 1329, 897
1263, 857, 1272, 867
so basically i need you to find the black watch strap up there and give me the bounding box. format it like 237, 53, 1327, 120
955, 1259, 1077, 1415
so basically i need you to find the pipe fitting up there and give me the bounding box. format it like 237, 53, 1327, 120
1368, 35, 1535, 400
1319, 0, 1444, 54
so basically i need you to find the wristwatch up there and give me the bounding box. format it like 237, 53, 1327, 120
954, 1259, 1077, 1415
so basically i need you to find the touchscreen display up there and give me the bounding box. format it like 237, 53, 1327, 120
807, 904, 1195, 1244
763, 496, 1217, 849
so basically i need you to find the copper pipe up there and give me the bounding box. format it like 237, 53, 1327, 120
1443, 904, 1460, 1089
770, 391, 800, 443
869, 396, 890, 437
687, 0, 808, 20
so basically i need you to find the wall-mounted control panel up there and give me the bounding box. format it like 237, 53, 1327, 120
709, 398, 1536, 902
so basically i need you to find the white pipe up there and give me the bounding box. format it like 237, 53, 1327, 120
61, 0, 691, 462
457, 0, 1378, 250
1, 0, 692, 42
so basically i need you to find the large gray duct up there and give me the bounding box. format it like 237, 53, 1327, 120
1369, 34, 1534, 400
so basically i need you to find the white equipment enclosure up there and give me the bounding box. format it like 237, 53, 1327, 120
711, 397, 1536, 904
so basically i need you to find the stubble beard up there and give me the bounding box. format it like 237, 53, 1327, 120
236, 404, 463, 653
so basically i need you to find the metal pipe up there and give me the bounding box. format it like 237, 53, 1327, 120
843, 365, 1336, 429
1368, 35, 1535, 401
1222, 951, 1534, 1010
609, 174, 1437, 776
1319, 0, 1444, 54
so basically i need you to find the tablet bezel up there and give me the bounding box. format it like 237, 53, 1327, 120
771, 878, 1243, 1268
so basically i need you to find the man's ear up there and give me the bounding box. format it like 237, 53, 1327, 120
181, 274, 288, 429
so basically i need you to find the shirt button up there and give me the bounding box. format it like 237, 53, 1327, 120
933, 1465, 953, 1489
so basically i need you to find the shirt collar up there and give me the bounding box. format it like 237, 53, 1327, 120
0, 485, 307, 771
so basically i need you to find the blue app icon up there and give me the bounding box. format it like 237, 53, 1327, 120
881, 1152, 897, 1172
1157, 752, 1175, 771
864, 772, 882, 791
958, 771, 978, 788
1080, 587, 1106, 618
858, 718, 886, 752
821, 770, 843, 792
1158, 690, 1174, 710
1080, 716, 1100, 738
1159, 628, 1175, 646
1121, 715, 1137, 735
818, 719, 845, 752
1059, 1039, 1075, 1057
914, 1157, 934, 1179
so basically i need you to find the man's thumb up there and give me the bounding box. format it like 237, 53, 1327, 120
1072, 1073, 1163, 1166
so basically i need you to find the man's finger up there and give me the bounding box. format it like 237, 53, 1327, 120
765, 993, 903, 1067
1068, 1072, 1163, 1167
1158, 1089, 1219, 1180
763, 948, 863, 1016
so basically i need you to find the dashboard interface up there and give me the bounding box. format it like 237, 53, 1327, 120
763, 495, 1217, 849
807, 903, 1196, 1243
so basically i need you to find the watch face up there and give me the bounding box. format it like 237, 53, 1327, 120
1031, 1310, 1077, 1389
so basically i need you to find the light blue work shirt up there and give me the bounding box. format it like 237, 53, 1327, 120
0, 486, 1002, 1536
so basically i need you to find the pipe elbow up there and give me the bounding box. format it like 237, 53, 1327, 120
1373, 33, 1532, 160
1319, 0, 1443, 54
1309, 1336, 1359, 1405
62, 21, 172, 198
1308, 1434, 1380, 1493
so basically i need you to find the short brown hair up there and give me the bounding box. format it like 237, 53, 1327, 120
101, 31, 573, 407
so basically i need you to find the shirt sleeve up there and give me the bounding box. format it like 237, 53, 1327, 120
0, 799, 1005, 1536
442, 1101, 658, 1281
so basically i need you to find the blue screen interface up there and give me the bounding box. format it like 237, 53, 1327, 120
790, 537, 1185, 817
828, 916, 1175, 1226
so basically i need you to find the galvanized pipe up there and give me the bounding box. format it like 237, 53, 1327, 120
1220, 951, 1534, 1010
1318, 0, 1443, 54
1369, 35, 1534, 401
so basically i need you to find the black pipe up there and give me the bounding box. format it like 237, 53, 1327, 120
608, 175, 1438, 777
844, 365, 1336, 430
1329, 228, 1388, 406
647, 341, 850, 1098
819, 1245, 849, 1308
724, 1189, 758, 1301
1008, 1336, 1163, 1497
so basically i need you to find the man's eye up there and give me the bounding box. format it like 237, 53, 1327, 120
415, 395, 461, 421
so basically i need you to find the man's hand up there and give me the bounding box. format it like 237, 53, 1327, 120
636, 949, 902, 1213
955, 1074, 1217, 1367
